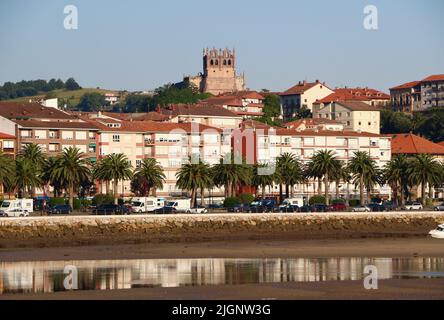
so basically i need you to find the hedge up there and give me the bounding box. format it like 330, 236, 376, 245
309, 195, 326, 205
224, 197, 241, 208
238, 193, 255, 204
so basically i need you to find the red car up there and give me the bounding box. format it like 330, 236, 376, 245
328, 203, 347, 212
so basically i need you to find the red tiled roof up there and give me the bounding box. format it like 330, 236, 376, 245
333, 88, 390, 100
263, 128, 387, 137
201, 96, 244, 107
0, 132, 15, 139
438, 141, 444, 147
0, 102, 72, 120
335, 101, 381, 111
14, 120, 100, 130
130, 112, 169, 122
390, 81, 421, 90
421, 74, 444, 82
239, 120, 275, 130
91, 120, 222, 133
279, 82, 319, 96
285, 118, 341, 129
391, 133, 444, 155
315, 92, 371, 104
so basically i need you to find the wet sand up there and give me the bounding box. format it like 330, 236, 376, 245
0, 237, 443, 262
1, 238, 443, 300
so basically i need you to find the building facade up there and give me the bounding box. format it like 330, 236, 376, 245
421, 74, 444, 109
389, 81, 422, 113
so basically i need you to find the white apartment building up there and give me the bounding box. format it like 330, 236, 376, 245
249, 127, 391, 201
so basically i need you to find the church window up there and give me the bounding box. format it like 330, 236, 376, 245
228, 60, 232, 65
210, 60, 214, 65
223, 60, 227, 65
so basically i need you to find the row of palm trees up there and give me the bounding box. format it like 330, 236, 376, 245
1, 143, 443, 208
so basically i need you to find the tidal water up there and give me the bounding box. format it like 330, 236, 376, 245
1, 257, 443, 294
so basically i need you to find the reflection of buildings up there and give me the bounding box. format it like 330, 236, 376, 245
0, 257, 443, 294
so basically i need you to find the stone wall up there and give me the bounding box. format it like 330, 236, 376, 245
0, 212, 443, 248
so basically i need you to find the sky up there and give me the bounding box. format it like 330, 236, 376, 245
0, 0, 443, 93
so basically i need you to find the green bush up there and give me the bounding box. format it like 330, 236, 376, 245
93, 194, 114, 206
50, 197, 66, 206
224, 197, 240, 208
238, 193, 254, 204
309, 195, 326, 205
332, 198, 346, 204
349, 199, 360, 207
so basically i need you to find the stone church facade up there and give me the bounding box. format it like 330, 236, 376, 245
184, 48, 246, 95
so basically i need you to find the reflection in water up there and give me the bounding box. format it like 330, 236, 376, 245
0, 257, 443, 294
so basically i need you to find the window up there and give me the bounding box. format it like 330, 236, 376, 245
112, 135, 120, 142
358, 122, 362, 125
3, 140, 14, 148
368, 122, 371, 126
136, 160, 142, 168
347, 121, 351, 126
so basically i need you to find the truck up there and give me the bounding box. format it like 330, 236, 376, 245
165, 199, 192, 213
0, 199, 34, 215
130, 197, 166, 213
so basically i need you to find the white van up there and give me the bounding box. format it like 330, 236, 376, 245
131, 197, 165, 213
280, 198, 304, 209
165, 199, 192, 213
0, 199, 33, 215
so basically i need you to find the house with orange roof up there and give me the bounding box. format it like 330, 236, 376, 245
421, 74, 444, 109
279, 80, 334, 119
332, 88, 390, 106
200, 91, 265, 118
284, 118, 344, 131
389, 81, 422, 113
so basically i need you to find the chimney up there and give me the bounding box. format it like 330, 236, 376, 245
316, 79, 319, 84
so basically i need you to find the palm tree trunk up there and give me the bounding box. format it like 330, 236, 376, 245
285, 184, 289, 199
317, 178, 322, 195
261, 184, 266, 199
106, 180, 110, 195
324, 172, 329, 205
360, 175, 364, 205
400, 183, 405, 207
201, 187, 205, 207
113, 179, 118, 205
69, 183, 74, 209
191, 188, 197, 207
279, 184, 283, 202
290, 185, 294, 198
335, 180, 340, 199
429, 183, 433, 201
421, 181, 426, 206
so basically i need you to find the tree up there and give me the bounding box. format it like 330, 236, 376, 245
176, 156, 212, 207
276, 153, 302, 199
407, 154, 441, 205
132, 158, 166, 196
383, 154, 410, 206
263, 94, 281, 118
348, 151, 378, 205
65, 77, 81, 91
15, 158, 41, 198
77, 92, 107, 112
99, 154, 133, 204
93, 157, 112, 195
380, 109, 413, 134
252, 163, 275, 198
308, 150, 341, 205
51, 147, 90, 208
19, 143, 46, 197
0, 152, 15, 198
211, 153, 252, 198
41, 156, 65, 197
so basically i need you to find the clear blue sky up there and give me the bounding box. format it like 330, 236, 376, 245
1, 0, 443, 92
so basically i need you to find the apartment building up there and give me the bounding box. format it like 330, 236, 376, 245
421, 74, 444, 109
279, 80, 334, 119
245, 127, 391, 200
312, 101, 381, 134
330, 88, 390, 106
389, 81, 422, 113
92, 120, 229, 197
201, 91, 265, 118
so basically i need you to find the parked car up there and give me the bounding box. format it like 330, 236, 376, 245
248, 199, 278, 213
352, 205, 371, 212
312, 204, 329, 212
382, 201, 398, 211
208, 203, 224, 210
188, 206, 208, 214
0, 208, 29, 217
46, 204, 73, 215
429, 224, 444, 239
434, 203, 444, 211
279, 204, 299, 213
228, 203, 251, 213
92, 204, 130, 215
299, 205, 314, 213
153, 206, 177, 214
403, 202, 423, 211
367, 203, 385, 212
328, 203, 347, 212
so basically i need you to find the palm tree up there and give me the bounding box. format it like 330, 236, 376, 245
41, 157, 65, 197
383, 154, 409, 206
211, 153, 251, 198
19, 143, 46, 197
176, 156, 212, 207
407, 154, 441, 206
93, 157, 112, 195
99, 153, 133, 204
348, 151, 377, 205
331, 161, 349, 200
51, 147, 91, 208
133, 158, 166, 196
276, 153, 302, 199
0, 152, 15, 198
252, 163, 275, 198
308, 150, 341, 205
15, 157, 41, 198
